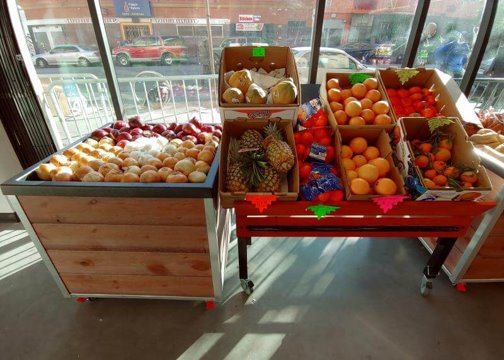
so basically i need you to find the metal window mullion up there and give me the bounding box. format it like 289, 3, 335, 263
402, 0, 431, 68
87, 0, 124, 120
459, 0, 499, 96
309, 0, 326, 84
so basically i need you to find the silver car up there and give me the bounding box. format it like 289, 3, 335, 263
33, 45, 101, 67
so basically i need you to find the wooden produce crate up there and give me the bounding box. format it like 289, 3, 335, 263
2, 140, 230, 302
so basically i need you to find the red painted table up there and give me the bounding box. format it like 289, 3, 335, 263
234, 200, 495, 296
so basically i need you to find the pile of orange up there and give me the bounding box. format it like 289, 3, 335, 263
327, 77, 393, 126
411, 136, 479, 189
341, 136, 398, 195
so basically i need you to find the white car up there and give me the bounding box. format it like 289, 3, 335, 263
33, 45, 101, 67
292, 47, 368, 83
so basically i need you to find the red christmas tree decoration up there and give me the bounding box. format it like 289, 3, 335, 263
245, 194, 278, 213
373, 195, 409, 214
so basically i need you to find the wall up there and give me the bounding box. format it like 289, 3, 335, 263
0, 122, 23, 213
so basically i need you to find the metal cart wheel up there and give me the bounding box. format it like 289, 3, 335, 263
240, 279, 254, 295
420, 275, 433, 296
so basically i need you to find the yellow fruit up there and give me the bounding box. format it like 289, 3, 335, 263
347, 170, 358, 181
369, 157, 390, 177
363, 146, 380, 160
375, 178, 398, 195
327, 78, 340, 90
342, 158, 356, 171
349, 137, 368, 154
353, 155, 367, 167
360, 98, 373, 110
334, 110, 348, 125
365, 89, 382, 103
363, 78, 378, 90
330, 101, 344, 112
344, 97, 358, 106
228, 69, 253, 93
361, 109, 375, 124
345, 101, 363, 117
222, 87, 244, 104
271, 80, 298, 104
374, 114, 392, 125
328, 88, 342, 102
351, 178, 371, 195
349, 116, 366, 126
341, 145, 353, 159
358, 164, 379, 183
340, 89, 352, 100
351, 83, 367, 99
372, 101, 390, 114
246, 83, 267, 104
423, 178, 437, 189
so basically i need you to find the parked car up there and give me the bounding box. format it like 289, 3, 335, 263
32, 45, 101, 67
292, 47, 368, 84
112, 36, 188, 66
340, 42, 375, 62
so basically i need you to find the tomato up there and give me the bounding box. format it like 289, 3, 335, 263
301, 131, 314, 145
319, 137, 331, 146
404, 106, 416, 115
299, 162, 312, 181
315, 117, 328, 127
317, 192, 331, 203
421, 107, 436, 118
296, 143, 306, 159
313, 128, 329, 140
387, 88, 398, 97
409, 93, 423, 101
329, 190, 344, 202
304, 147, 311, 159
423, 88, 432, 96
398, 88, 410, 98
400, 97, 413, 106
426, 95, 436, 105
325, 146, 335, 163
414, 100, 428, 111
409, 86, 422, 94
294, 132, 302, 144
389, 96, 401, 107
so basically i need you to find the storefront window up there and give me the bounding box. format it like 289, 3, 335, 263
316, 0, 418, 84
413, 0, 486, 80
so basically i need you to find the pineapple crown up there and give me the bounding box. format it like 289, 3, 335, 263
263, 122, 283, 141
241, 150, 268, 187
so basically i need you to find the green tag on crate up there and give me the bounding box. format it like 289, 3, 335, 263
394, 68, 420, 85
348, 73, 372, 85
306, 205, 340, 220
253, 47, 266, 57
428, 117, 454, 133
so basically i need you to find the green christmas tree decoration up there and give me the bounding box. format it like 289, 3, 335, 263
306, 205, 340, 220
428, 117, 454, 133
394, 68, 420, 85
349, 73, 373, 86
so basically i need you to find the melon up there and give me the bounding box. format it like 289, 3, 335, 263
222, 88, 244, 104
228, 69, 253, 93
271, 80, 297, 105
245, 83, 267, 104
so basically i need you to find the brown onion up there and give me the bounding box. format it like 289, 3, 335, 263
51, 166, 73, 181
98, 137, 115, 146
98, 163, 120, 176
123, 165, 141, 175
188, 171, 206, 183
90, 149, 106, 158
67, 161, 80, 174
158, 167, 174, 181
146, 158, 163, 169
99, 143, 113, 152
166, 171, 188, 183
194, 160, 211, 174
140, 165, 158, 174
162, 157, 178, 169
50, 154, 69, 167
163, 145, 177, 155
170, 139, 183, 146
117, 151, 130, 160
71, 152, 84, 162
101, 152, 116, 161
197, 150, 214, 164
88, 159, 105, 171
157, 153, 170, 162
36, 163, 57, 181
84, 138, 99, 148
174, 159, 195, 176
123, 157, 138, 167
181, 140, 195, 149
82, 171, 104, 182
105, 171, 124, 182
203, 145, 217, 154
63, 148, 79, 159
174, 152, 186, 161
122, 172, 140, 182
79, 155, 95, 166
195, 144, 205, 151
140, 170, 162, 183
111, 146, 123, 155
186, 148, 200, 159
75, 166, 93, 180
108, 157, 124, 167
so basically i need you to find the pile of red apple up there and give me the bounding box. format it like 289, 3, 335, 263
91, 116, 222, 149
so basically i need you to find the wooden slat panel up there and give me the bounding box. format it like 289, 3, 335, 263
465, 256, 504, 279
34, 223, 208, 252
19, 196, 206, 225
471, 236, 504, 258
48, 250, 211, 277
62, 274, 213, 297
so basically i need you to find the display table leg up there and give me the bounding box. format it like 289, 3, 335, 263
421, 237, 457, 296
238, 236, 254, 295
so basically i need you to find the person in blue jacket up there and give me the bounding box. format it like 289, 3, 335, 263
434, 32, 471, 78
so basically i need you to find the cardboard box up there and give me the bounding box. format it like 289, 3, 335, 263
379, 68, 481, 126
218, 46, 301, 123
320, 70, 396, 133
398, 117, 492, 201
336, 127, 406, 200
219, 118, 299, 208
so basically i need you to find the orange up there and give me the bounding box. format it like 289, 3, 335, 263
349, 116, 366, 126
418, 143, 433, 154
328, 88, 342, 102
424, 169, 437, 179
433, 174, 448, 186
444, 166, 461, 179
340, 89, 352, 100
352, 155, 367, 168
414, 155, 429, 168
330, 101, 344, 112
351, 178, 370, 195
363, 146, 380, 160
461, 171, 478, 184
327, 78, 340, 90
345, 101, 363, 117
351, 83, 368, 99
439, 138, 453, 150
334, 110, 348, 125
423, 178, 437, 189
349, 137, 368, 154
360, 98, 373, 110
358, 164, 379, 183
432, 160, 446, 172
374, 114, 392, 125
462, 182, 474, 188
434, 148, 451, 161
342, 158, 356, 171
363, 78, 378, 90
361, 109, 375, 124
344, 96, 358, 106
341, 145, 353, 159
369, 157, 390, 177
347, 170, 358, 181
365, 89, 382, 103
374, 178, 397, 195
372, 100, 390, 114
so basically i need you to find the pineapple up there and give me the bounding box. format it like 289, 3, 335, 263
239, 129, 263, 149
263, 122, 295, 174
226, 138, 249, 193
256, 165, 281, 192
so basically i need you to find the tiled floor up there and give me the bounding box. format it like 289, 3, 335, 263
1, 221, 503, 360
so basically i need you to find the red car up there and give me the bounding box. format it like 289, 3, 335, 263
112, 36, 187, 66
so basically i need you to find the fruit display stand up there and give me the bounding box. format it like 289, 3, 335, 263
1, 136, 231, 303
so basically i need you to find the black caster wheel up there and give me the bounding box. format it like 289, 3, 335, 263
86, 297, 98, 302
420, 275, 433, 297
240, 279, 254, 295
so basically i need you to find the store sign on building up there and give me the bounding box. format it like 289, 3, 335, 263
238, 15, 254, 23
236, 23, 264, 32
113, 0, 151, 18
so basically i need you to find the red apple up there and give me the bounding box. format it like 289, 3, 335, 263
91, 129, 108, 140
162, 130, 177, 140
182, 135, 198, 143
153, 124, 167, 134
116, 132, 132, 142
129, 128, 143, 136
200, 125, 213, 133
128, 115, 144, 128
116, 139, 130, 148
176, 131, 185, 139
119, 125, 130, 132
183, 123, 201, 136
151, 133, 162, 138
189, 117, 203, 129
174, 123, 186, 133
102, 128, 112, 134
168, 123, 177, 131
141, 124, 154, 131
215, 124, 222, 131
113, 120, 128, 130
132, 134, 143, 141
212, 129, 222, 139
109, 129, 120, 140
197, 132, 213, 144
143, 130, 153, 138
